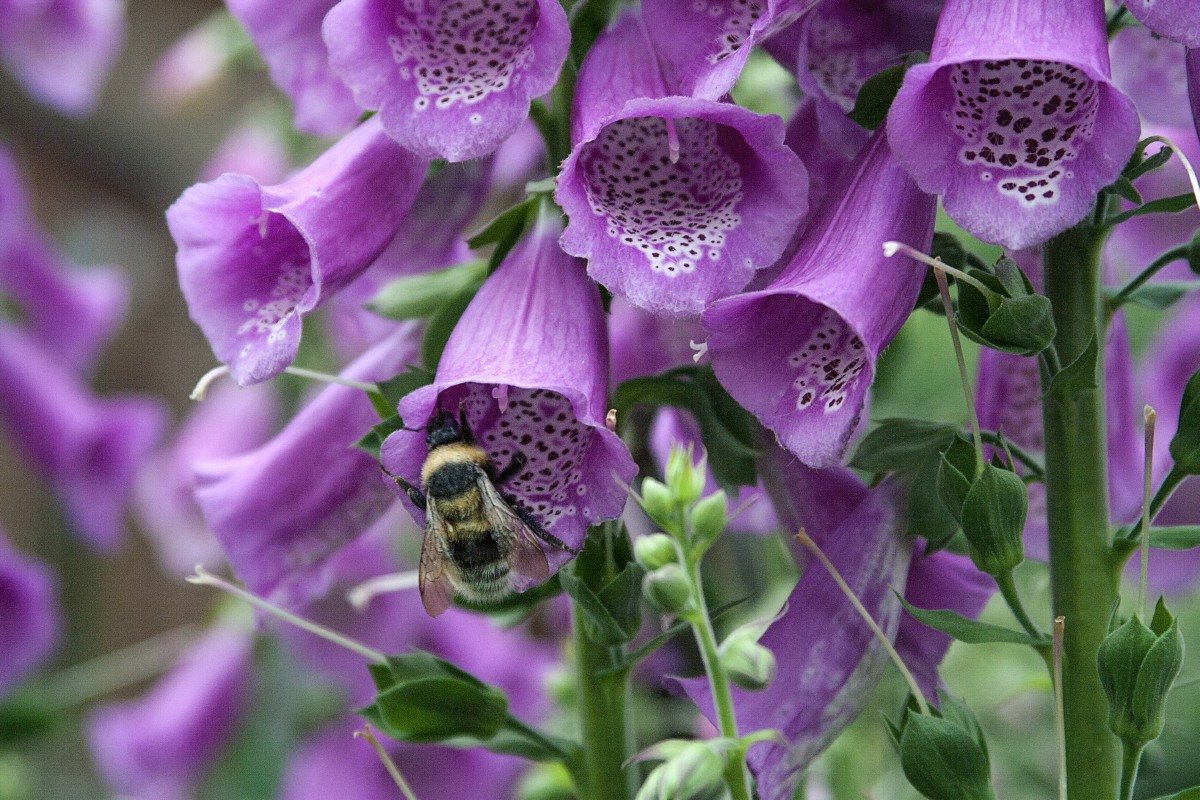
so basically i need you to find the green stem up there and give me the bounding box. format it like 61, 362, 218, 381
573, 603, 635, 800
1119, 740, 1145, 800
980, 431, 1046, 479
684, 553, 754, 800
1041, 225, 1121, 800
994, 570, 1042, 640
1108, 244, 1192, 312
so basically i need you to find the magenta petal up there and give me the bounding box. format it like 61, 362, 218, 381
1111, 26, 1192, 129
0, 0, 124, 114
783, 95, 866, 211
1124, 0, 1200, 48
608, 297, 705, 387
193, 326, 421, 602
168, 118, 427, 385
381, 213, 635, 563
1190, 49, 1200, 143
0, 533, 58, 696
703, 129, 934, 468
886, 0, 1141, 250
87, 626, 252, 800
226, 0, 361, 136
323, 0, 569, 162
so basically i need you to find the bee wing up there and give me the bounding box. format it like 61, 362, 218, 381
418, 502, 455, 617
476, 476, 550, 590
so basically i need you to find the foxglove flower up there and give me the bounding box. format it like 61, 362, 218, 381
673, 453, 910, 800
887, 0, 1141, 250
381, 209, 636, 572
0, 0, 124, 114
1110, 25, 1192, 129
702, 128, 935, 468
134, 381, 277, 576
608, 297, 704, 387
199, 120, 291, 184
87, 625, 253, 800
0, 324, 166, 550
226, 0, 361, 136
782, 96, 864, 213
194, 326, 419, 602
323, 0, 570, 162
1189, 49, 1200, 141
0, 532, 58, 696
1123, 0, 1200, 48
167, 117, 426, 385
641, 0, 810, 99
556, 12, 809, 317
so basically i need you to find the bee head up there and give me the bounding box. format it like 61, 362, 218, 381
426, 405, 472, 449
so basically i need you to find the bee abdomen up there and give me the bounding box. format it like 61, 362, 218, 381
450, 535, 504, 570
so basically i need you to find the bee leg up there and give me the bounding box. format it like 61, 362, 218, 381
456, 399, 475, 444
494, 451, 527, 485
381, 467, 427, 511
505, 494, 576, 553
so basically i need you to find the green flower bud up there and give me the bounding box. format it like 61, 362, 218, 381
899, 712, 995, 800
666, 445, 707, 507
634, 533, 678, 571
642, 564, 694, 614
640, 478, 676, 531
720, 638, 776, 691
689, 491, 728, 552
960, 464, 1026, 576
1098, 599, 1185, 747
636, 741, 727, 800
516, 763, 576, 800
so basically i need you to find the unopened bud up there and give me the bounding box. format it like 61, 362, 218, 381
1098, 599, 1184, 748
640, 479, 676, 530
636, 741, 726, 800
642, 564, 693, 614
666, 445, 707, 507
634, 534, 678, 571
516, 763, 576, 800
720, 639, 777, 692
689, 491, 728, 551
960, 464, 1026, 575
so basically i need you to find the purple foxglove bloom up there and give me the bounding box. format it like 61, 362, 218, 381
87, 625, 253, 800
886, 0, 1141, 250
673, 453, 910, 800
1190, 49, 1200, 142
193, 326, 420, 602
641, 0, 810, 99
556, 13, 809, 317
167, 117, 426, 385
1123, 0, 1200, 48
0, 532, 58, 696
1111, 25, 1192, 129
0, 324, 166, 550
608, 297, 704, 387
0, 0, 124, 115
782, 96, 865, 213
702, 128, 935, 468
225, 0, 361, 136
134, 381, 277, 577
896, 548, 994, 699
199, 120, 291, 184
322, 0, 569, 162
381, 210, 636, 576
280, 719, 526, 800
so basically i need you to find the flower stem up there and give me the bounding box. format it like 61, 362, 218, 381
573, 603, 635, 800
1041, 225, 1120, 800
932, 265, 985, 473
1053, 616, 1068, 800
355, 724, 421, 800
1140, 406, 1157, 621
1119, 740, 1145, 800
994, 569, 1042, 640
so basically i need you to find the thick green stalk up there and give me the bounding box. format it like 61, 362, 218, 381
573, 603, 636, 800
1041, 225, 1121, 800
1119, 741, 1145, 800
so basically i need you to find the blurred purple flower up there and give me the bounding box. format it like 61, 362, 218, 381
0, 0, 124, 115
608, 297, 704, 387
323, 0, 569, 162
199, 120, 291, 185
381, 209, 636, 573
193, 326, 420, 602
0, 531, 58, 697
703, 128, 934, 468
134, 381, 277, 577
226, 0, 361, 136
1123, 0, 1200, 48
0, 324, 166, 550
1189, 48, 1200, 141
167, 117, 426, 385
87, 624, 253, 800
556, 12, 809, 317
887, 0, 1140, 249
1110, 25, 1193, 129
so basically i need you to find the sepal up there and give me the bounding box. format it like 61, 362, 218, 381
959, 465, 1027, 576
1097, 599, 1185, 747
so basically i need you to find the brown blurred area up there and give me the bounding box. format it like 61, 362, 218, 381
0, 0, 267, 676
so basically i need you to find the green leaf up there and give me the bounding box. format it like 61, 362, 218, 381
1115, 280, 1200, 311
898, 595, 1048, 646
850, 418, 961, 474
1148, 526, 1200, 550
366, 260, 487, 320
1046, 335, 1099, 398
356, 414, 407, 458
1106, 192, 1197, 226
1151, 788, 1200, 800
899, 714, 995, 800
847, 53, 927, 130
377, 365, 435, 406
0, 689, 57, 747
936, 436, 977, 523
977, 294, 1056, 355
1123, 139, 1175, 182
467, 198, 536, 251
1109, 175, 1143, 205
559, 560, 646, 645
369, 676, 508, 742
1188, 229, 1200, 275
1170, 369, 1200, 474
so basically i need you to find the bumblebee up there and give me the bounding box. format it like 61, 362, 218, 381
389, 404, 572, 616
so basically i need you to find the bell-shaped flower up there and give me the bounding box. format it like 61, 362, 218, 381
225, 0, 361, 136
0, 324, 166, 550
167, 117, 427, 385
556, 12, 809, 317
782, 96, 865, 213
199, 120, 291, 184
322, 0, 569, 162
381, 208, 636, 574
134, 381, 277, 577
608, 297, 704, 387
887, 0, 1141, 250
0, 531, 58, 697
86, 624, 253, 800
640, 0, 810, 99
702, 128, 935, 468
670, 451, 912, 800
1111, 25, 1193, 129
0, 0, 124, 114
193, 325, 421, 602
1123, 0, 1200, 48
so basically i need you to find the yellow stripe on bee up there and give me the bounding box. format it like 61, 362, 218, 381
421, 441, 490, 484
